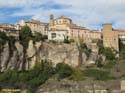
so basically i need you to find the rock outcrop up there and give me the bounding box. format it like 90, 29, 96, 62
0, 40, 102, 72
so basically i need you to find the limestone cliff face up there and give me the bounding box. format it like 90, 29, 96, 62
0, 40, 101, 72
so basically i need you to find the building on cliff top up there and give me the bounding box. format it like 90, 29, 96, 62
102, 23, 125, 51
18, 19, 49, 35
0, 23, 20, 38
48, 14, 102, 42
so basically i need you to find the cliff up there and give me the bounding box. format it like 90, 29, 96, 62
0, 40, 100, 72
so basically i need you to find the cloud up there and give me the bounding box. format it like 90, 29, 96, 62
0, 0, 125, 29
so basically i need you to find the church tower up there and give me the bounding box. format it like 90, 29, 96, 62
50, 14, 54, 26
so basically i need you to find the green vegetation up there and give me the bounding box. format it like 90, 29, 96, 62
69, 68, 85, 80
19, 26, 48, 70
19, 26, 48, 46
56, 63, 73, 80
0, 60, 54, 92
103, 48, 115, 60
19, 26, 32, 48
63, 36, 75, 44
84, 68, 113, 80
0, 60, 118, 92
96, 57, 103, 68
19, 26, 33, 70
0, 32, 9, 51
32, 32, 48, 42
77, 39, 91, 57
119, 39, 125, 59
64, 36, 71, 44
97, 40, 115, 60
0, 32, 8, 43
97, 40, 104, 54
103, 60, 117, 69
0, 61, 75, 92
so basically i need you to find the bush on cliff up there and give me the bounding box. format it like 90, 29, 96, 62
69, 68, 85, 80
0, 60, 55, 90
97, 40, 115, 60
56, 63, 73, 80
103, 48, 115, 60
119, 39, 125, 59
77, 39, 91, 57
32, 32, 48, 42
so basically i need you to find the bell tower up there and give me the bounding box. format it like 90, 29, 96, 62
50, 14, 54, 26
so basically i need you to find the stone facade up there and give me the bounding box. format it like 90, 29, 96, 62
89, 30, 102, 40
0, 23, 20, 38
102, 23, 125, 51
18, 19, 49, 35
49, 15, 101, 43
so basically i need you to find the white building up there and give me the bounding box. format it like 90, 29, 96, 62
48, 30, 67, 41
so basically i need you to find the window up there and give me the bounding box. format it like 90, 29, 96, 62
51, 33, 56, 38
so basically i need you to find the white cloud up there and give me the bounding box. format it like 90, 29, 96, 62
0, 0, 125, 29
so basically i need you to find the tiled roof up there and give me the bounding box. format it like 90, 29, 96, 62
57, 16, 72, 20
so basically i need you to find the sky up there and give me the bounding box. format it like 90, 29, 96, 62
0, 0, 125, 30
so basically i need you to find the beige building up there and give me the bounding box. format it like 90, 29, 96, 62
18, 19, 49, 35
49, 14, 101, 43
0, 23, 20, 38
102, 23, 125, 51
89, 30, 102, 40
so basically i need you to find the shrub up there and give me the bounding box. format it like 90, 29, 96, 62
18, 72, 29, 82
97, 40, 115, 60
0, 32, 8, 45
56, 63, 73, 79
119, 39, 125, 59
0, 70, 11, 82
69, 68, 85, 80
77, 39, 91, 57
96, 57, 103, 68
103, 48, 115, 60
84, 69, 113, 80
10, 70, 18, 83
103, 60, 116, 69
64, 36, 70, 44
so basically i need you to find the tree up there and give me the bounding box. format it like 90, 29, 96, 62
32, 32, 48, 42
19, 26, 32, 48
32, 32, 42, 42
19, 26, 32, 70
